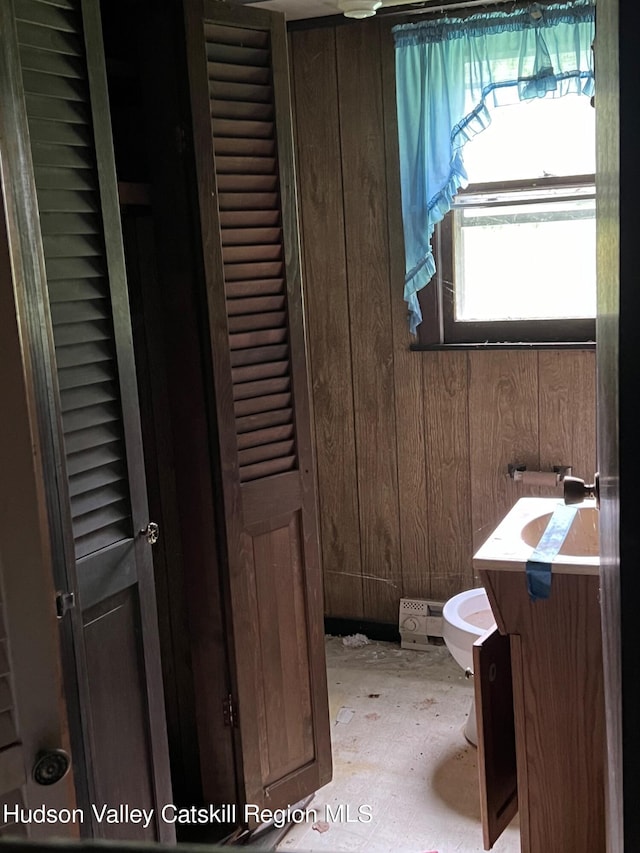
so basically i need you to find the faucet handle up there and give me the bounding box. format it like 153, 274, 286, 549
563, 473, 600, 508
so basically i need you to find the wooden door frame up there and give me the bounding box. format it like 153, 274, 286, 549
597, 1, 640, 851
595, 0, 621, 845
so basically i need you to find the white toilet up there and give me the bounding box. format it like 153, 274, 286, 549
442, 587, 496, 746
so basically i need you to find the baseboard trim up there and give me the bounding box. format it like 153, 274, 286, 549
324, 617, 400, 644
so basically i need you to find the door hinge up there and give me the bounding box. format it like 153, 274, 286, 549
175, 124, 186, 155
223, 694, 237, 728
55, 591, 75, 620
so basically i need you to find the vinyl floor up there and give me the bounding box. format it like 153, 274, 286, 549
276, 637, 520, 853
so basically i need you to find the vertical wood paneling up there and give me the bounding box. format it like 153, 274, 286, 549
291, 19, 599, 622
423, 351, 473, 600
538, 350, 597, 481
336, 21, 402, 623
469, 352, 540, 552
381, 25, 430, 601
290, 28, 363, 619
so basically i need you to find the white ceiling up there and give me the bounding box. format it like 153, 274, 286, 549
230, 0, 515, 22
235, 0, 430, 21
240, 0, 341, 19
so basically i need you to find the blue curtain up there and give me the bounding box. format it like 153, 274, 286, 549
393, 1, 595, 334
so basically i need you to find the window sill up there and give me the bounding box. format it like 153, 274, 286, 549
410, 341, 596, 352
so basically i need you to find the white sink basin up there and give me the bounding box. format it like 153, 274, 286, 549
473, 497, 599, 575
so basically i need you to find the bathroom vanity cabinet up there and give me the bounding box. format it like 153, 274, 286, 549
473, 567, 605, 853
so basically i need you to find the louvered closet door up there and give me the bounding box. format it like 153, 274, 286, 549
12, 0, 173, 840
184, 1, 332, 816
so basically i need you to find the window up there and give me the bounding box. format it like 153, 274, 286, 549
392, 1, 596, 340
419, 94, 596, 346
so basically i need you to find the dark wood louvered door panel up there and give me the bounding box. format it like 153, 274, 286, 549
185, 1, 331, 817
14, 0, 173, 840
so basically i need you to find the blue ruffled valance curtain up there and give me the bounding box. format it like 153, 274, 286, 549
393, 1, 595, 334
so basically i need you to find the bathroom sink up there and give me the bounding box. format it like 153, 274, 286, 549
473, 497, 599, 575
520, 506, 598, 556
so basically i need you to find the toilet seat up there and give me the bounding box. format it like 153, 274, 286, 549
443, 587, 495, 636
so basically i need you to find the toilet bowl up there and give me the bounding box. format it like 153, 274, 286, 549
442, 587, 496, 746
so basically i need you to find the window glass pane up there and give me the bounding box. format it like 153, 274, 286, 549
454, 197, 596, 322
462, 95, 595, 183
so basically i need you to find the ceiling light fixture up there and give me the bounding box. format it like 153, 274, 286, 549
337, 0, 382, 18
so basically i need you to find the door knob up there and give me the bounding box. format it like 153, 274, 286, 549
563, 473, 600, 508
33, 749, 71, 785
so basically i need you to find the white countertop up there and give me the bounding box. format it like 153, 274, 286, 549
473, 497, 600, 576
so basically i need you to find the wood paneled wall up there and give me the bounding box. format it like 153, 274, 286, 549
289, 20, 597, 623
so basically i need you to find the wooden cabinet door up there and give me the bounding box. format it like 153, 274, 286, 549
1, 0, 173, 840
473, 627, 518, 850
183, 0, 332, 818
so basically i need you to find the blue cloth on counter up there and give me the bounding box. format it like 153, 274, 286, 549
525, 504, 578, 601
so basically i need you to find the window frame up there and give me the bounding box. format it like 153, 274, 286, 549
416, 174, 597, 348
